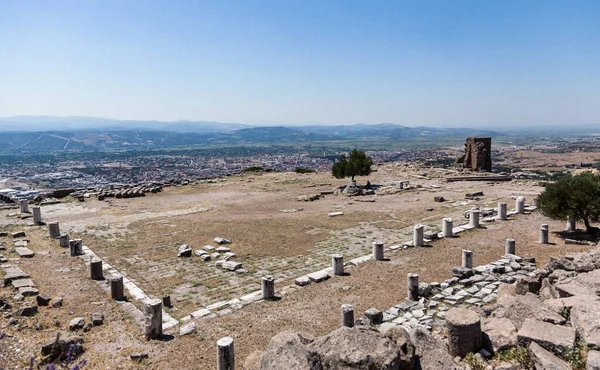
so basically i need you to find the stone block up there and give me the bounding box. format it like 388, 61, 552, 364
36, 294, 52, 306
295, 276, 311, 286
17, 305, 38, 316
92, 312, 104, 326
528, 341, 570, 370
517, 318, 575, 354
482, 318, 517, 353
222, 261, 242, 271
11, 278, 34, 289
177, 244, 192, 257
18, 286, 39, 296
364, 308, 383, 325
69, 317, 85, 331
587, 350, 600, 370
307, 270, 330, 283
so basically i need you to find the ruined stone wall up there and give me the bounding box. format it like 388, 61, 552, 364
464, 137, 492, 172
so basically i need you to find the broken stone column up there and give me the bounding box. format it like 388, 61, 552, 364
163, 295, 171, 308
505, 239, 516, 255
59, 234, 70, 248
69, 239, 83, 256
516, 196, 525, 214
372, 241, 384, 261
217, 336, 235, 370
332, 254, 344, 276
110, 275, 124, 300
407, 273, 419, 301
90, 258, 103, 280
48, 222, 60, 239
498, 202, 507, 220
32, 206, 42, 224
462, 250, 473, 269
446, 308, 483, 358
413, 225, 424, 247
566, 217, 576, 232
443, 218, 453, 238
261, 276, 275, 300
144, 298, 163, 340
540, 224, 549, 244
20, 199, 29, 213
342, 304, 354, 328
469, 209, 480, 228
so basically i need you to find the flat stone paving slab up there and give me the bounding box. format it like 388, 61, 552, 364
2, 264, 30, 283
18, 286, 39, 296
11, 278, 35, 289
15, 247, 34, 258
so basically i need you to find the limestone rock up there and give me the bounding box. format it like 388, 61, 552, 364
259, 331, 320, 370
554, 269, 600, 298
52, 297, 63, 308
517, 318, 575, 355
408, 327, 462, 370
515, 276, 542, 295
214, 237, 231, 245
587, 350, 600, 370
312, 327, 407, 370
493, 292, 566, 329
528, 341, 570, 370
482, 318, 517, 353
570, 300, 600, 348
380, 326, 416, 369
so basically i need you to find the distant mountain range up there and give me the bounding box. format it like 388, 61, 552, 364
0, 116, 504, 151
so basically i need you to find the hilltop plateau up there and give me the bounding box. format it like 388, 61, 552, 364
1, 158, 599, 369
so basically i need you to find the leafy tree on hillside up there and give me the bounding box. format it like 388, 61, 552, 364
537, 172, 600, 232
332, 150, 373, 181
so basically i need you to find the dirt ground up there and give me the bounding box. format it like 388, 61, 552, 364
0, 163, 596, 369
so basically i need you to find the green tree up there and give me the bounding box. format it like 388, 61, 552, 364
537, 172, 600, 232
332, 150, 373, 180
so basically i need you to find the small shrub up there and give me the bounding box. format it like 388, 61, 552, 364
463, 353, 485, 370
496, 347, 531, 367
242, 166, 264, 172
294, 167, 315, 174
564, 339, 587, 370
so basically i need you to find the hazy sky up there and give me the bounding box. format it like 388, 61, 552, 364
1, 1, 599, 127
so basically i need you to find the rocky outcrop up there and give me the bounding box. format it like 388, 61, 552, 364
247, 326, 424, 370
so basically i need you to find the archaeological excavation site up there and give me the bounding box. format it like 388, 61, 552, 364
2, 157, 600, 370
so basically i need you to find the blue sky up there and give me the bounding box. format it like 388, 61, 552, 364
0, 1, 598, 127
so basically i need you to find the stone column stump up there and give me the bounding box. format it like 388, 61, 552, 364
407, 273, 419, 301
48, 222, 60, 239
516, 196, 525, 214
498, 202, 507, 220
446, 308, 483, 358
110, 275, 125, 300
443, 218, 453, 238
372, 241, 384, 261
469, 209, 480, 228
59, 234, 70, 248
90, 258, 103, 280
332, 254, 344, 276
413, 225, 424, 247
505, 239, 516, 255
69, 239, 83, 256
342, 304, 354, 328
462, 250, 473, 269
262, 276, 275, 300
217, 336, 235, 370
540, 224, 549, 244
566, 217, 576, 232
144, 298, 163, 340
32, 206, 42, 224
20, 199, 29, 213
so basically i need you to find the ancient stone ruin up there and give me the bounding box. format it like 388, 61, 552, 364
456, 137, 492, 172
